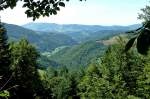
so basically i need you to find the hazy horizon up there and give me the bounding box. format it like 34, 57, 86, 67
21, 22, 142, 27
0, 0, 149, 26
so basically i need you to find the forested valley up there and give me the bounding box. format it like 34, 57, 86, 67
1, 0, 150, 99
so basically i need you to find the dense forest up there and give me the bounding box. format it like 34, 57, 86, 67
1, 0, 150, 99
1, 22, 150, 98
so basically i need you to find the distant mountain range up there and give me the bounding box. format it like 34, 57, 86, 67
22, 23, 142, 42
22, 22, 142, 32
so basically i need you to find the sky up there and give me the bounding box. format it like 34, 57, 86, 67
0, 0, 149, 26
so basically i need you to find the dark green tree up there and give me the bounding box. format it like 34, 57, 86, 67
78, 38, 146, 98
68, 71, 81, 99
10, 39, 44, 98
0, 21, 11, 90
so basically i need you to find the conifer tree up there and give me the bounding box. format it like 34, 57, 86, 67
0, 21, 10, 75
10, 39, 44, 98
0, 20, 11, 89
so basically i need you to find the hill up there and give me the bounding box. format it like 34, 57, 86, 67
22, 23, 141, 42
22, 23, 141, 32
41, 41, 106, 69
4, 23, 77, 52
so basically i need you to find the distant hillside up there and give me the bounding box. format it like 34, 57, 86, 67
22, 23, 141, 42
96, 34, 128, 46
23, 23, 142, 32
66, 30, 124, 42
42, 41, 106, 69
40, 34, 129, 68
4, 23, 77, 52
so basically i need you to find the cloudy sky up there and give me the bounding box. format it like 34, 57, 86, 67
0, 0, 149, 26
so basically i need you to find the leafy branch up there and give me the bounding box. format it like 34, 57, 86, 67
125, 21, 150, 55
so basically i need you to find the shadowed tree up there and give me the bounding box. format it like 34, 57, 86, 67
10, 39, 45, 98
0, 21, 11, 90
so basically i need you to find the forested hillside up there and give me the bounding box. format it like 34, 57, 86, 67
41, 41, 106, 69
4, 23, 77, 52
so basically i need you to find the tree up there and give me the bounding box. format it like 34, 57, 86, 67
0, 0, 85, 20
0, 21, 10, 75
78, 38, 146, 98
44, 67, 71, 99
136, 52, 150, 98
0, 21, 11, 90
138, 5, 150, 22
67, 71, 82, 99
125, 3, 150, 55
10, 39, 44, 98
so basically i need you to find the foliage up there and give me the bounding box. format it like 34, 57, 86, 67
0, 22, 11, 77
125, 21, 150, 55
9, 39, 44, 98
78, 39, 149, 98
0, 90, 10, 98
47, 41, 106, 69
0, 0, 85, 20
0, 22, 12, 97
138, 5, 150, 22
40, 66, 84, 99
136, 51, 150, 98
125, 3, 150, 55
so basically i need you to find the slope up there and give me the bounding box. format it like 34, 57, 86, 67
42, 41, 106, 69
22, 23, 141, 43
4, 23, 77, 52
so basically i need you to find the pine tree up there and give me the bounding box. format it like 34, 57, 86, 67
0, 21, 11, 89
10, 39, 44, 98
0, 22, 10, 75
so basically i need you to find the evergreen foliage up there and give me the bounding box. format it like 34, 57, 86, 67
78, 39, 150, 98
0, 22, 11, 76
0, 22, 11, 94
9, 39, 44, 98
47, 41, 106, 69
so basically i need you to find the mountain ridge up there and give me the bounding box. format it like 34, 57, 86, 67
4, 23, 77, 52
22, 22, 141, 43
22, 22, 142, 32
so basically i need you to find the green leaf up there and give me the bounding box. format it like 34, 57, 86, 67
52, 10, 57, 15
55, 7, 60, 11
0, 90, 10, 97
124, 37, 136, 52
137, 29, 150, 55
59, 2, 65, 7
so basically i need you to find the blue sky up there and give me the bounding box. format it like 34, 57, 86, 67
0, 0, 149, 25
